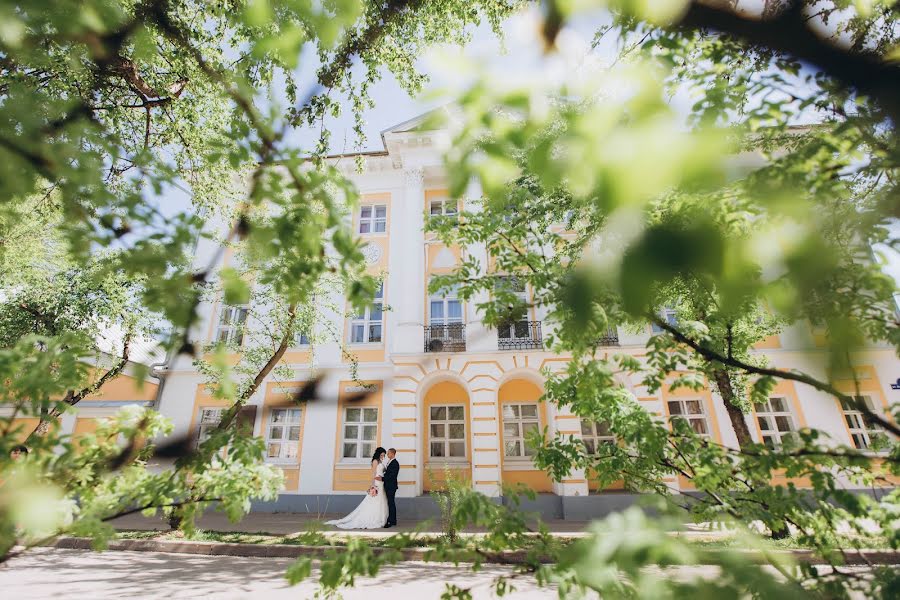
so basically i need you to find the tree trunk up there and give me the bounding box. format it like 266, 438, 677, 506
711, 367, 754, 449
712, 367, 790, 539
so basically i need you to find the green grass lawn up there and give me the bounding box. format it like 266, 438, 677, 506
112, 528, 892, 552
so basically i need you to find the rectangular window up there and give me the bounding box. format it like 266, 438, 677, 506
580, 419, 615, 454
196, 407, 225, 447
651, 307, 678, 334
667, 398, 710, 437
429, 405, 466, 460
755, 397, 797, 449
341, 407, 379, 460
429, 198, 458, 220
294, 331, 310, 346
501, 403, 540, 459
266, 408, 302, 461
429, 283, 463, 326
215, 304, 248, 345
840, 395, 886, 450
350, 283, 384, 344
359, 204, 387, 234
495, 276, 533, 341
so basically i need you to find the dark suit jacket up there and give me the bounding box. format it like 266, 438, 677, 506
383, 458, 400, 491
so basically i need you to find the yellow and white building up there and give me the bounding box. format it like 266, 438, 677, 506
155, 114, 900, 518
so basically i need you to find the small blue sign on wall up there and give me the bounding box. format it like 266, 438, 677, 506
891, 379, 900, 390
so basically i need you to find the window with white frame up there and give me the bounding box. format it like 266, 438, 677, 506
215, 304, 248, 345
294, 331, 310, 346
196, 407, 225, 446
429, 405, 466, 460
651, 306, 678, 333
666, 398, 711, 437
840, 395, 886, 450
265, 408, 302, 461
429, 283, 463, 326
502, 403, 540, 458
755, 397, 798, 449
495, 276, 532, 339
341, 407, 378, 460
429, 198, 458, 220
359, 204, 387, 234
580, 419, 615, 454
350, 282, 383, 344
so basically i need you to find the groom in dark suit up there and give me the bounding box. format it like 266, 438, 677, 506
383, 447, 399, 528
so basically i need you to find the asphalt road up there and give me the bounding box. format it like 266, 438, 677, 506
0, 548, 561, 599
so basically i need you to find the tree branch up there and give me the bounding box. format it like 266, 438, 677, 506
650, 316, 900, 438
675, 1, 900, 122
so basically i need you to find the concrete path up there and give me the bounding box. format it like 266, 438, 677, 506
108, 511, 729, 539
1, 548, 559, 599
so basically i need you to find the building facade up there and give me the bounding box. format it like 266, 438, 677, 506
155, 115, 900, 518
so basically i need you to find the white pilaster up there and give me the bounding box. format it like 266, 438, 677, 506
392, 167, 426, 354
462, 179, 495, 353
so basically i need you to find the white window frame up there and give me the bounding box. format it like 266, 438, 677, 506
215, 304, 249, 345
755, 397, 798, 449
666, 398, 711, 438
580, 419, 615, 454
293, 331, 310, 347
340, 406, 379, 462
349, 283, 384, 344
429, 197, 458, 220
495, 276, 534, 340
429, 283, 463, 326
196, 407, 225, 448
428, 404, 467, 461
502, 402, 541, 460
651, 307, 678, 334
358, 204, 387, 234
265, 407, 303, 463
840, 395, 886, 450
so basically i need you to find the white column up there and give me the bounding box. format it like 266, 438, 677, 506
470, 385, 502, 497
462, 179, 495, 352
298, 374, 340, 493
547, 402, 590, 497
391, 167, 426, 354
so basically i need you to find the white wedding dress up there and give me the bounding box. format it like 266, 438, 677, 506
325, 461, 389, 529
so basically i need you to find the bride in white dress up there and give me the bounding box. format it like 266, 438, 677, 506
326, 447, 389, 529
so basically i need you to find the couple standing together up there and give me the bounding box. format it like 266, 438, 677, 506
326, 447, 399, 529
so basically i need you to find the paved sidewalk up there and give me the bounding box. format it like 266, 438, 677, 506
108, 511, 733, 539
1, 548, 560, 599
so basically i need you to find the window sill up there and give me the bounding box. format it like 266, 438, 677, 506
425, 460, 471, 468
266, 459, 300, 467
335, 461, 374, 469
346, 342, 385, 348
501, 461, 540, 471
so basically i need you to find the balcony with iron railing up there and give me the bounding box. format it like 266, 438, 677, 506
497, 320, 543, 351
596, 327, 619, 346
424, 323, 466, 352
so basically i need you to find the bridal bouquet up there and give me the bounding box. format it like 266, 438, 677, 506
367, 486, 378, 497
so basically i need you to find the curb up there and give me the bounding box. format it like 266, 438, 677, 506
47, 538, 900, 566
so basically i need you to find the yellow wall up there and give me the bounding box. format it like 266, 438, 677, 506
6, 418, 40, 443
262, 381, 309, 493
497, 379, 552, 493
749, 380, 813, 488
79, 369, 157, 402
421, 381, 471, 492
332, 380, 384, 491
661, 376, 722, 491
344, 193, 392, 365
831, 365, 892, 448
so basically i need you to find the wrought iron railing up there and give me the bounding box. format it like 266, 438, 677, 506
424, 323, 466, 352
596, 327, 619, 346
497, 320, 543, 350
